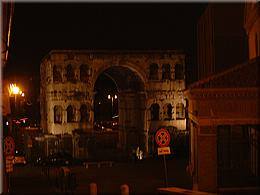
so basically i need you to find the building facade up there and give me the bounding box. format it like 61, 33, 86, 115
185, 1, 260, 193
40, 50, 187, 154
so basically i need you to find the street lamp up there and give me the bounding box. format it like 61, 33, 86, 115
8, 83, 23, 115
108, 94, 117, 117
8, 83, 24, 151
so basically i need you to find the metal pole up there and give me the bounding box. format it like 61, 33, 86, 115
111, 97, 114, 118
163, 155, 168, 187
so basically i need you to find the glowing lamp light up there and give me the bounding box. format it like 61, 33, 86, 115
9, 83, 23, 96
9, 84, 20, 95
108, 94, 117, 99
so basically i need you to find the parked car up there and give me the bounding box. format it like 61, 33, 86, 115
13, 156, 26, 165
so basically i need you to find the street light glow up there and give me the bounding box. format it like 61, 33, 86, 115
108, 94, 117, 99
9, 83, 24, 96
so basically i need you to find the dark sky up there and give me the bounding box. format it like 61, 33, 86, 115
4, 2, 207, 83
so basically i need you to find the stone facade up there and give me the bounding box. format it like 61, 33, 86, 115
40, 50, 186, 153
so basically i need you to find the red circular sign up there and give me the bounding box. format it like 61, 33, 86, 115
4, 136, 15, 156
155, 128, 171, 147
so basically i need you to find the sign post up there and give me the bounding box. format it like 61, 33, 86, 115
155, 128, 171, 187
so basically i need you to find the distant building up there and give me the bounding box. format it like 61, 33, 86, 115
197, 3, 247, 80
244, 1, 260, 60
2, 2, 14, 117
40, 50, 187, 154
185, 1, 260, 193
1, 2, 14, 68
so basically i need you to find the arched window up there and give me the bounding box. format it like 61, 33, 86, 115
149, 63, 159, 80
163, 104, 173, 120
80, 64, 91, 82
66, 64, 75, 82
176, 103, 184, 119
67, 105, 75, 123
150, 103, 160, 121
54, 105, 62, 123
175, 64, 184, 80
80, 104, 90, 122
162, 64, 171, 80
53, 65, 62, 82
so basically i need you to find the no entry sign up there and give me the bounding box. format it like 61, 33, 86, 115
155, 128, 171, 188
155, 128, 171, 147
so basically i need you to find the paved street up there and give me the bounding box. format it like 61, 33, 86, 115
9, 157, 191, 194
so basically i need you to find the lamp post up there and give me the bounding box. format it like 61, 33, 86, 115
108, 94, 117, 117
8, 83, 24, 143
8, 83, 23, 117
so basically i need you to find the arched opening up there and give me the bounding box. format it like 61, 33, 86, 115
66, 64, 76, 82
93, 66, 145, 157
163, 103, 173, 120
94, 73, 118, 128
80, 64, 91, 82
67, 105, 75, 123
162, 64, 171, 80
53, 65, 62, 82
54, 105, 62, 124
150, 103, 160, 121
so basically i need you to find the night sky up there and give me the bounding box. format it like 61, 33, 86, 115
4, 2, 207, 91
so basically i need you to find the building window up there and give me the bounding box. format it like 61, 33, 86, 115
80, 64, 91, 82
53, 65, 62, 82
54, 105, 62, 124
149, 63, 159, 80
150, 103, 160, 121
175, 64, 184, 80
67, 105, 75, 123
176, 103, 184, 119
163, 103, 173, 120
66, 64, 76, 82
162, 64, 171, 80
80, 104, 90, 122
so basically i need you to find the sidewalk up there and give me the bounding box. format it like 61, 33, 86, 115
9, 165, 57, 194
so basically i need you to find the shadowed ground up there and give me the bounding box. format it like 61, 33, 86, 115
9, 157, 191, 194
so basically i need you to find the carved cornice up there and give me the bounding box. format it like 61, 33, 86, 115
196, 118, 260, 126
185, 88, 259, 100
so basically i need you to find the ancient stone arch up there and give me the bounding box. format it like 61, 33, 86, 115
40, 50, 187, 154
